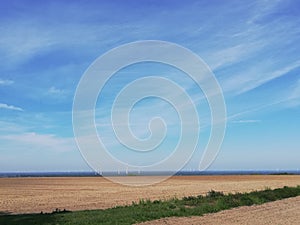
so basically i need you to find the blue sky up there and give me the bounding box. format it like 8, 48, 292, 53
0, 0, 300, 172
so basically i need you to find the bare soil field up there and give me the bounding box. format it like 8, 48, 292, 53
0, 175, 299, 214
139, 196, 300, 225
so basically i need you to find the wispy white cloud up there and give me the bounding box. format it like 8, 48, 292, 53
222, 60, 300, 95
0, 120, 26, 133
199, 0, 300, 98
248, 0, 283, 24
207, 41, 265, 70
46, 86, 69, 99
0, 103, 23, 111
0, 21, 57, 66
48, 86, 63, 94
231, 119, 261, 124
0, 79, 14, 85
0, 11, 145, 68
290, 80, 300, 100
0, 129, 83, 170
242, 60, 300, 94
226, 100, 280, 121
283, 78, 300, 108
0, 21, 102, 67
1, 132, 75, 153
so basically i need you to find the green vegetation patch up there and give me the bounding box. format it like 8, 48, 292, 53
1, 185, 300, 225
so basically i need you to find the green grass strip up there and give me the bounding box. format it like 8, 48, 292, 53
1, 185, 300, 225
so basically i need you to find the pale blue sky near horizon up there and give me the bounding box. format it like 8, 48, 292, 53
0, 0, 300, 172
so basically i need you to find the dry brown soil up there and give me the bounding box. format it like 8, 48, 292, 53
0, 175, 299, 214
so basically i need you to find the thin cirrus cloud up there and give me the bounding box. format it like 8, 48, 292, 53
0, 103, 23, 111
46, 86, 70, 100
283, 78, 300, 108
221, 60, 300, 95
0, 79, 14, 85
1, 132, 75, 153
231, 120, 261, 124
0, 22, 57, 67
290, 79, 300, 100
